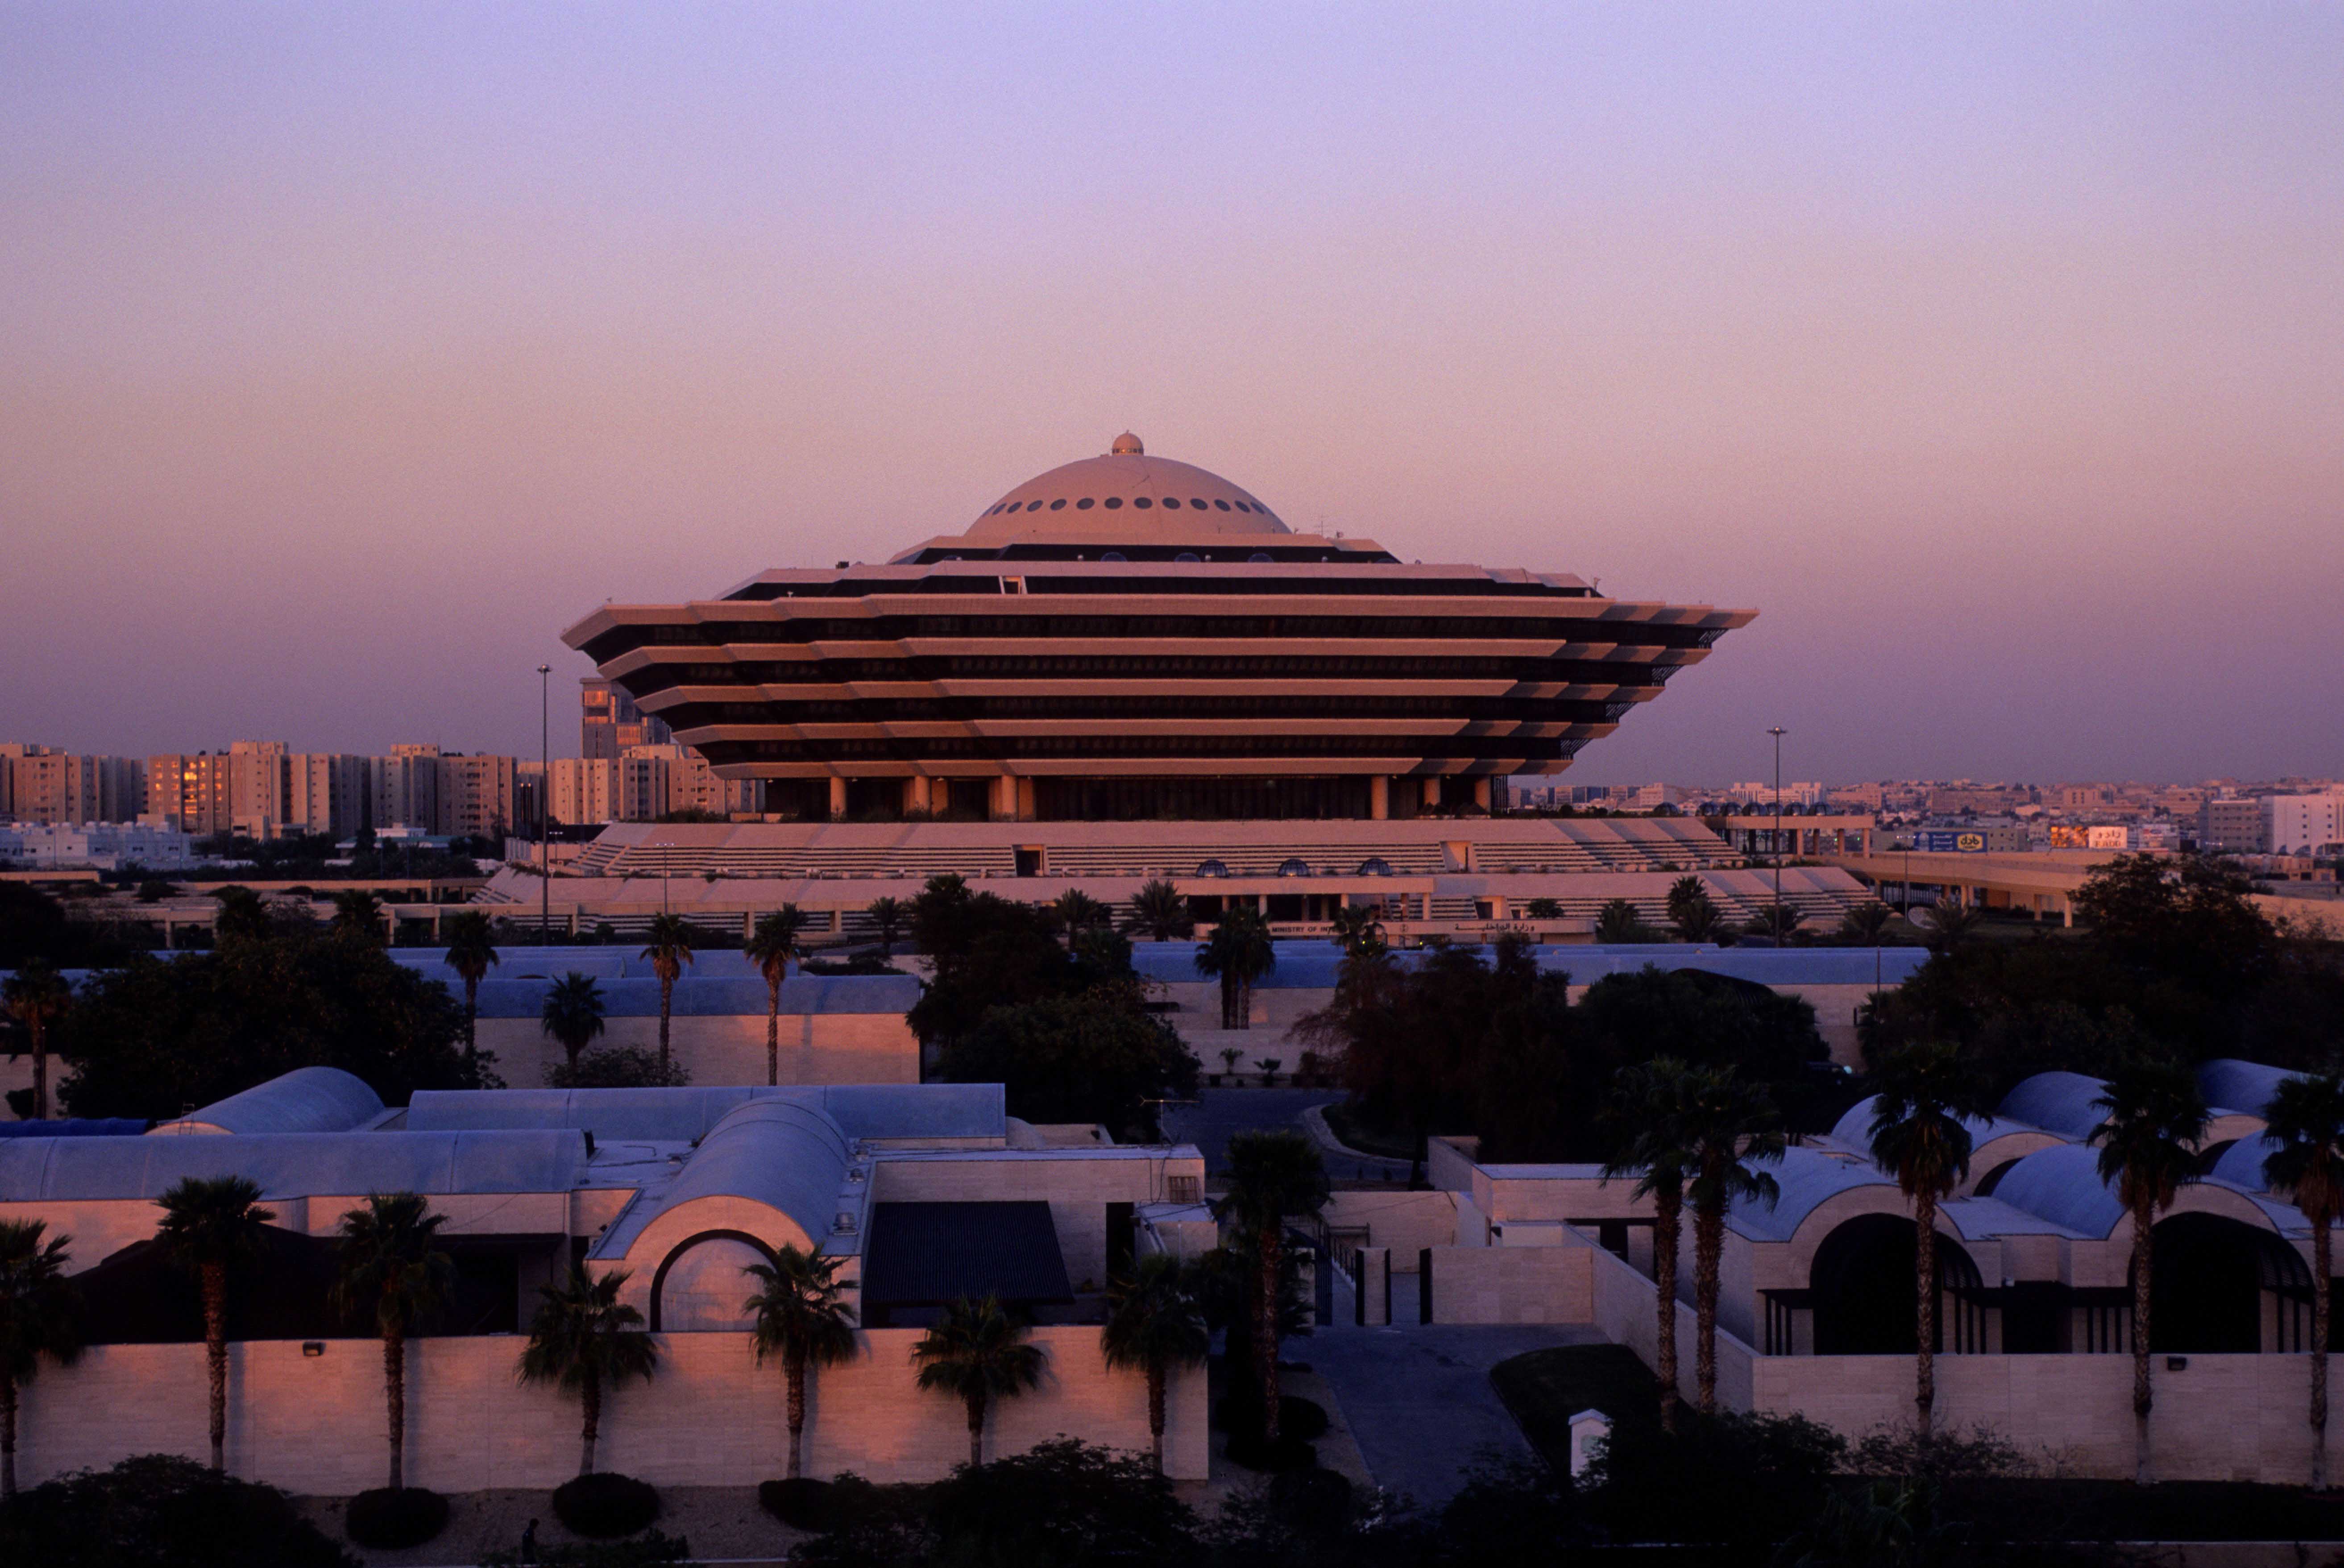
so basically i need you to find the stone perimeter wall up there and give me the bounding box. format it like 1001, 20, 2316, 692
13, 1326, 1207, 1493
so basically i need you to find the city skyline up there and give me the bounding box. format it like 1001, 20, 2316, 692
5, 6, 2341, 783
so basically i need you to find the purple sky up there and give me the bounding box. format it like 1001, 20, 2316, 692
4, 6, 2339, 785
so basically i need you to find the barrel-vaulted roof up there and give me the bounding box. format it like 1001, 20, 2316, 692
1724, 1146, 1896, 1243
157, 1066, 386, 1136
1826, 1095, 2048, 1160
0, 1130, 588, 1203
1996, 1072, 2113, 1141
593, 1096, 853, 1260
2198, 1058, 2297, 1118
406, 1083, 1004, 1146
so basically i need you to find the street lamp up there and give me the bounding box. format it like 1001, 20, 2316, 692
539, 664, 552, 945
1768, 726, 1788, 945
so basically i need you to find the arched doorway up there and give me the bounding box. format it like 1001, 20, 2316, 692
2149, 1212, 2310, 1353
651, 1231, 777, 1331
1810, 1213, 1983, 1355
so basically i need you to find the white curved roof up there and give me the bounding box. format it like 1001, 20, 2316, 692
2198, 1059, 2297, 1119
0, 1130, 588, 1203
1827, 1095, 2046, 1160
1996, 1071, 2112, 1141
1723, 1145, 1894, 1242
157, 1067, 386, 1136
593, 1096, 853, 1260
964, 443, 1286, 540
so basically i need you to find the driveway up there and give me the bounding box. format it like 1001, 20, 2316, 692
1162, 1086, 1345, 1174
1303, 1319, 1607, 1507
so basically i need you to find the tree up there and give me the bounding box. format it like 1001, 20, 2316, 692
1215, 1131, 1329, 1444
1524, 897, 1563, 921
1100, 1253, 1210, 1473
1838, 901, 1896, 946
1742, 903, 1804, 944
2262, 1074, 2344, 1489
1918, 896, 1984, 955
1667, 877, 1731, 943
2, 961, 70, 1121
154, 1176, 276, 1472
1596, 898, 1651, 944
212, 887, 275, 945
1051, 888, 1111, 949
518, 1265, 660, 1477
332, 1192, 454, 1493
1686, 1070, 1784, 1414
906, 878, 1091, 1050
1122, 879, 1194, 942
638, 913, 696, 1075
1602, 1058, 1702, 1431
540, 972, 608, 1076
1195, 905, 1276, 1029
329, 889, 386, 944
865, 896, 907, 957
936, 991, 1196, 1134
546, 1046, 691, 1089
441, 911, 498, 1061
746, 906, 811, 1087
1327, 904, 1386, 957
912, 1295, 1047, 1469
0, 1220, 78, 1499
2089, 1058, 2210, 1485
743, 1244, 859, 1481
1866, 1042, 1978, 1437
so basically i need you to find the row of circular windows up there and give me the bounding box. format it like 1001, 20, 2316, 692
1096, 551, 1277, 563
1194, 857, 1396, 877
983, 495, 1270, 517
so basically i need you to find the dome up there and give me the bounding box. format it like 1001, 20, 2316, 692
966, 437, 1288, 540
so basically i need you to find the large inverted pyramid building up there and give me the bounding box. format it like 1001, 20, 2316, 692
563, 434, 1754, 824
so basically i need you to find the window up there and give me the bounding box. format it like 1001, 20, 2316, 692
1278, 857, 1310, 877
1104, 497, 1123, 509
1175, 552, 1200, 562
1249, 553, 1272, 563
1196, 859, 1229, 877
1049, 498, 1067, 510
1190, 498, 1209, 509
1133, 497, 1153, 509
1100, 551, 1127, 561
1214, 499, 1231, 510
1358, 858, 1394, 876
1077, 497, 1095, 509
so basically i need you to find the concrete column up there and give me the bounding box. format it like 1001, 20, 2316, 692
991, 773, 1017, 821
1016, 778, 1036, 821
1422, 777, 1442, 810
1369, 775, 1389, 820
827, 776, 847, 819
1472, 777, 1492, 812
1355, 1246, 1391, 1327
904, 775, 932, 816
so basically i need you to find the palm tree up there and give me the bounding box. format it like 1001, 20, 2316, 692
1867, 1043, 1978, 1438
1195, 904, 1277, 1029
1676, 899, 1732, 945
442, 911, 498, 1058
1051, 888, 1109, 948
1122, 879, 1193, 942
639, 913, 696, 1074
332, 1192, 454, 1493
1, 961, 70, 1121
865, 896, 907, 957
743, 1245, 859, 1480
518, 1265, 660, 1477
1101, 1253, 1210, 1472
2263, 1074, 2344, 1489
911, 1295, 1046, 1469
540, 973, 608, 1077
2089, 1059, 2210, 1485
1215, 1130, 1329, 1444
330, 888, 386, 943
1838, 900, 1896, 946
1602, 1058, 1703, 1431
1594, 898, 1647, 944
212, 886, 274, 943
746, 906, 811, 1087
1686, 1069, 1784, 1414
1742, 903, 1801, 943
1920, 896, 1985, 955
155, 1175, 276, 1471
1327, 904, 1386, 957
1523, 897, 1563, 921
1664, 875, 1709, 931
0, 1219, 79, 1499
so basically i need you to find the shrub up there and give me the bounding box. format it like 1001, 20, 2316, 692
344, 1486, 449, 1549
553, 1472, 661, 1539
1214, 1394, 1328, 1442
1584, 1408, 1844, 1546
1223, 1429, 1319, 1473
0, 1454, 355, 1567
545, 1046, 692, 1089
759, 1477, 838, 1531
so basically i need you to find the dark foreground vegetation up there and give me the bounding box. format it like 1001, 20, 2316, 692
0, 1455, 354, 1568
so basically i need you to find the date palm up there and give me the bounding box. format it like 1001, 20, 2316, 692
1838, 900, 1896, 946
1594, 898, 1647, 944
1686, 1068, 1784, 1414
0, 1219, 79, 1499
332, 1192, 454, 1493
2090, 1059, 2209, 1486
639, 913, 696, 1074
540, 972, 607, 1077
746, 906, 811, 1087
865, 896, 907, 957
2263, 1073, 2344, 1489
442, 911, 499, 1059
1122, 878, 1193, 942
1215, 1130, 1329, 1444
1327, 904, 1386, 957
1101, 1253, 1211, 1472
1921, 896, 1985, 954
519, 1264, 660, 1477
1, 961, 70, 1121
1664, 875, 1710, 932
330, 888, 386, 943
912, 1295, 1046, 1469
1195, 905, 1276, 1029
155, 1175, 276, 1471
1051, 888, 1110, 948
1867, 1042, 1978, 1438
743, 1244, 859, 1480
1602, 1058, 1702, 1431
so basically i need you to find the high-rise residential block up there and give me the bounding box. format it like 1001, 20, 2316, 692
581, 677, 671, 760
2266, 792, 2344, 856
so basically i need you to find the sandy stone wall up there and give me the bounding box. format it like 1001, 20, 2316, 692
12, 1325, 1207, 1492
1421, 1243, 1593, 1325
476, 1012, 918, 1087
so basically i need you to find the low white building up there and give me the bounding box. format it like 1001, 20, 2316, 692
0, 820, 194, 871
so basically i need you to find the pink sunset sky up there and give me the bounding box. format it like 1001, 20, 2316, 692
3, 5, 2339, 785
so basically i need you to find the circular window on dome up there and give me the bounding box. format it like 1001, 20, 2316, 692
1277, 857, 1310, 877
1174, 552, 1200, 563
1101, 551, 1127, 562
1233, 501, 1252, 512
1133, 497, 1153, 509
1189, 498, 1209, 509
1214, 499, 1232, 510
1077, 497, 1095, 510
1196, 859, 1229, 878
1357, 858, 1394, 876
1104, 497, 1123, 509
1028, 500, 1049, 511
1249, 553, 1272, 563
1049, 498, 1067, 510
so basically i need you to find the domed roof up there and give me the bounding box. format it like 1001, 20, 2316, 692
966, 436, 1288, 540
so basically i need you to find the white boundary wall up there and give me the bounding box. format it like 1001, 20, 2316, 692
13, 1327, 1207, 1493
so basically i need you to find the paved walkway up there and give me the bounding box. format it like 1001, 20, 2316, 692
1162, 1087, 1344, 1174
1303, 1316, 1606, 1507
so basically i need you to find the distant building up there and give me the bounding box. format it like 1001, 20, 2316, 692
144, 752, 234, 836
2266, 792, 2344, 857
548, 756, 620, 827
581, 677, 671, 760
0, 821, 194, 871
0, 747, 147, 825
2199, 796, 2267, 854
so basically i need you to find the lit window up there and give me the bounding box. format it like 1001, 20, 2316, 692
1278, 858, 1310, 877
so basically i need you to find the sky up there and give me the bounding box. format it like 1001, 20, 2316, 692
3, 4, 2340, 786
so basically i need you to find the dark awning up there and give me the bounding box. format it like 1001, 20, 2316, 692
861, 1200, 1074, 1307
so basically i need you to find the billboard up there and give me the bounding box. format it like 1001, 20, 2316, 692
1918, 830, 1989, 854
2048, 825, 2091, 849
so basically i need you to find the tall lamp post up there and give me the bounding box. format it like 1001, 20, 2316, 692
1767, 726, 1788, 946
538, 664, 552, 945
